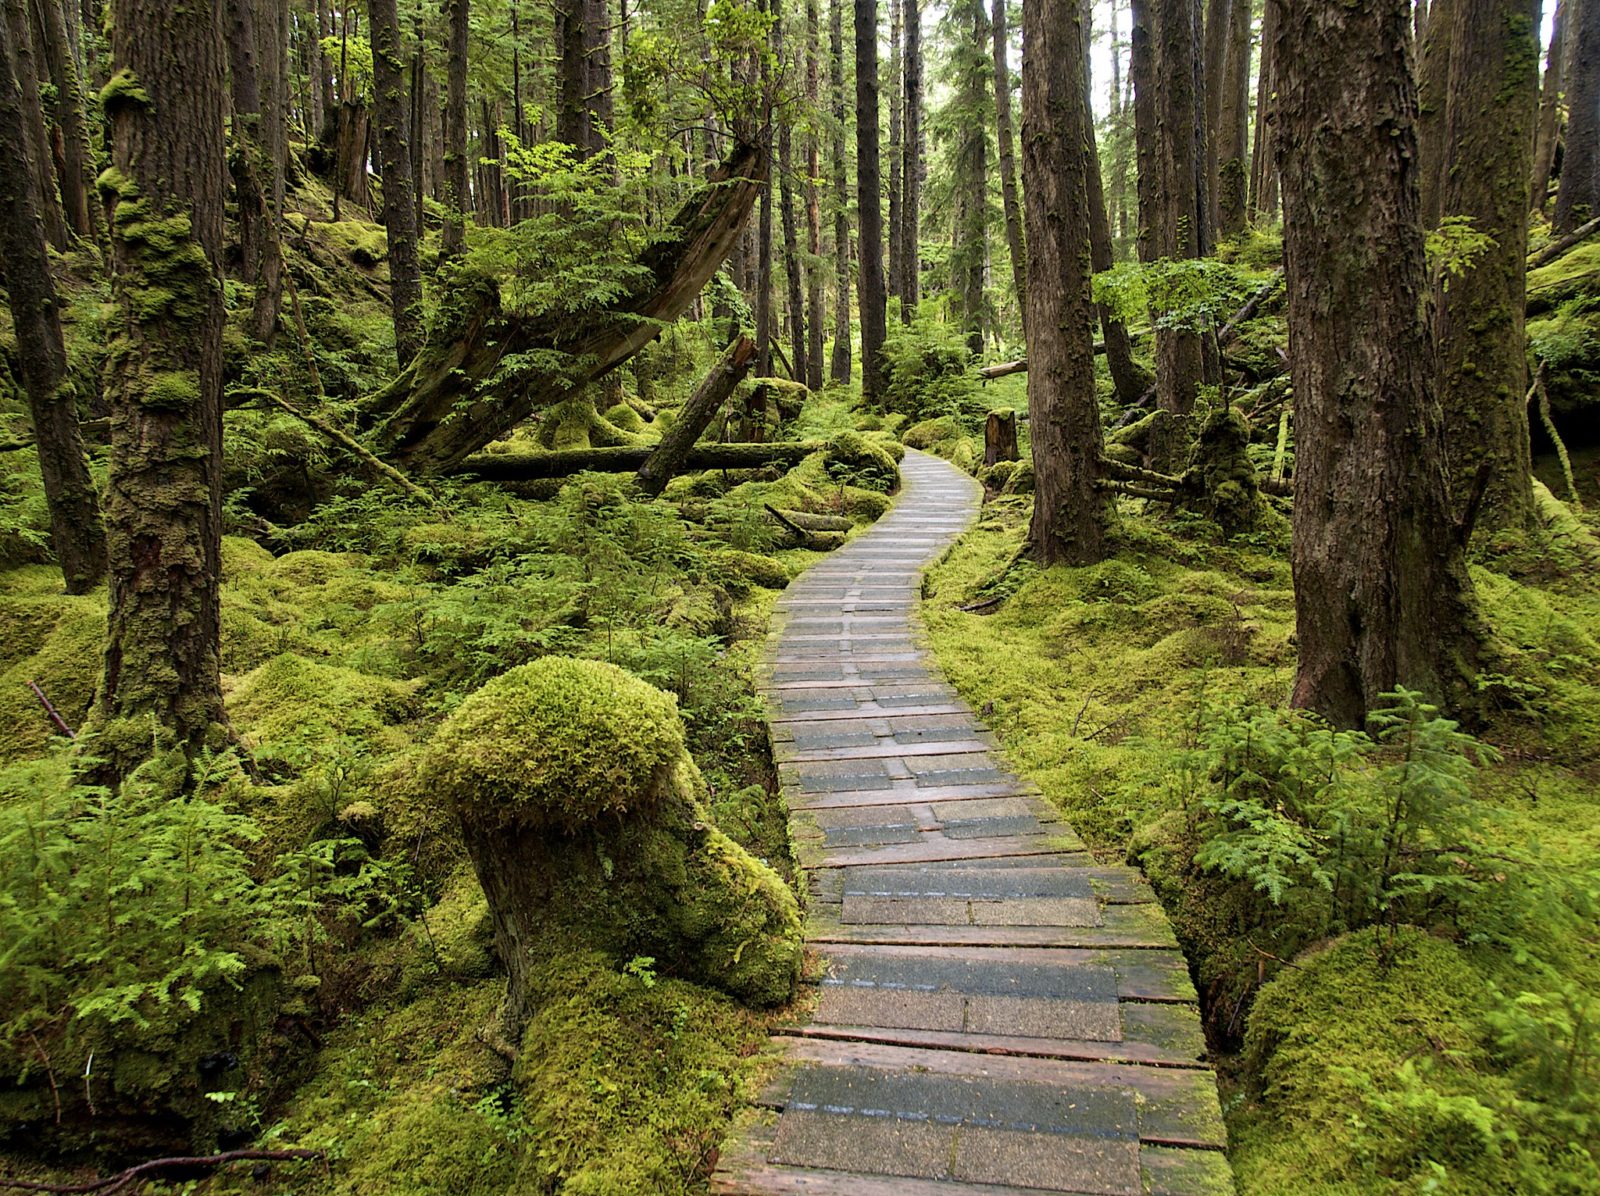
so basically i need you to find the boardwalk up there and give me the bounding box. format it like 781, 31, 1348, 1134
713, 449, 1233, 1196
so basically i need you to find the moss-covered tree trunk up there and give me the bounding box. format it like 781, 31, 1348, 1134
899, 0, 922, 323
1417, 0, 1453, 227
0, 22, 106, 594
1435, 0, 1541, 538
94, 0, 229, 765
440, 0, 469, 259
33, 0, 100, 244
366, 0, 423, 366
855, 0, 888, 400
1531, 0, 1567, 212
1554, 0, 1599, 232
992, 0, 1026, 339
1214, 0, 1250, 236
1274, 0, 1478, 729
1022, 0, 1112, 565
3, 0, 69, 250
829, 0, 854, 378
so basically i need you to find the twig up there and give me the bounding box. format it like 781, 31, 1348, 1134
25, 1034, 60, 1126
1528, 362, 1582, 509
0, 1150, 323, 1194
957, 595, 1004, 613
26, 681, 75, 740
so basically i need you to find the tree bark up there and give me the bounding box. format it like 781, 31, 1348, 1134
983, 408, 1018, 465
887, 0, 903, 306
952, 0, 989, 354
226, 0, 284, 346
1531, 0, 1566, 211
1246, 0, 1276, 221
637, 335, 758, 494
440, 0, 469, 258
1201, 0, 1228, 222
1023, 0, 1112, 565
829, 0, 853, 381
31, 0, 98, 243
366, 0, 424, 366
855, 0, 888, 399
776, 0, 808, 386
4, 0, 69, 250
250, 0, 287, 344
899, 0, 922, 321
0, 21, 105, 593
805, 0, 826, 389
1273, 0, 1478, 728
1435, 0, 1541, 537
992, 0, 1026, 340
95, 0, 230, 764
1214, 0, 1250, 236
1130, 0, 1157, 262
1417, 0, 1453, 226
1554, 0, 1599, 232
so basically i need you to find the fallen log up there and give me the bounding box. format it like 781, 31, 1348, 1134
1528, 215, 1600, 269
364, 139, 769, 474
637, 334, 757, 495
455, 440, 823, 481
768, 508, 853, 531
764, 504, 847, 549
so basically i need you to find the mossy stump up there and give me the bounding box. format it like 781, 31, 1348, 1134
421, 658, 803, 1038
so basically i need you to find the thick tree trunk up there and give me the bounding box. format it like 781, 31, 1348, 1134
31, 0, 98, 243
440, 0, 469, 258
992, 0, 1026, 339
1531, 0, 1566, 211
1554, 0, 1599, 232
367, 0, 424, 366
855, 0, 888, 399
899, 0, 922, 321
1273, 0, 1477, 728
1417, 0, 1453, 226
829, 0, 852, 381
1023, 0, 1111, 565
1201, 0, 1228, 221
1436, 0, 1541, 537
4, 0, 69, 250
365, 140, 769, 473
805, 0, 826, 389
0, 22, 105, 593
227, 0, 284, 346
95, 0, 230, 765
1214, 0, 1250, 236
637, 336, 758, 494
953, 0, 990, 355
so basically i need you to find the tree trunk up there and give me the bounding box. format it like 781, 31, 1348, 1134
829, 0, 852, 381
637, 336, 758, 494
0, 21, 105, 593
1022, 0, 1112, 565
1417, 0, 1453, 226
953, 0, 989, 355
1131, 0, 1157, 262
440, 0, 469, 258
805, 0, 826, 389
31, 0, 97, 243
899, 0, 922, 321
983, 409, 1018, 465
1273, 0, 1478, 728
1214, 0, 1250, 236
250, 0, 287, 345
1554, 0, 1599, 232
1531, 0, 1566, 211
4, 0, 68, 250
227, 0, 284, 346
1436, 0, 1541, 539
1246, 0, 1276, 221
95, 0, 230, 766
1201, 0, 1228, 222
992, 0, 1026, 339
367, 0, 424, 366
887, 0, 903, 306
855, 0, 888, 399
459, 440, 821, 480
776, 0, 808, 386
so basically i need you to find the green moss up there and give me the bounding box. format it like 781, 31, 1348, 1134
228, 653, 422, 759
823, 431, 899, 492
706, 549, 791, 594
422, 657, 685, 832
902, 416, 961, 449
0, 594, 105, 768
97, 69, 151, 113
141, 369, 201, 411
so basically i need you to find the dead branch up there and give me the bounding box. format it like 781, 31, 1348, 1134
0, 1149, 324, 1195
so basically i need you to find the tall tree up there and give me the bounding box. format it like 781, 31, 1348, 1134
992, 0, 1026, 339
1273, 0, 1477, 728
367, 0, 425, 365
1417, 0, 1453, 226
1201, 0, 1228, 219
829, 0, 853, 380
3, 0, 69, 249
441, 0, 470, 259
1554, 0, 1598, 231
95, 0, 231, 764
887, 0, 904, 304
226, 0, 285, 346
805, 0, 826, 389
899, 0, 922, 320
855, 0, 888, 399
1435, 0, 1541, 535
950, 0, 990, 353
1214, 0, 1250, 235
1023, 0, 1111, 564
1246, 0, 1277, 221
252, 0, 288, 343
31, 0, 99, 242
1531, 0, 1567, 211
0, 20, 105, 594
777, 0, 809, 383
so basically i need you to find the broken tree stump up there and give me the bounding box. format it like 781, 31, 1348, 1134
984, 410, 1020, 466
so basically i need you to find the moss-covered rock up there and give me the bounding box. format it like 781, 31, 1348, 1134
0, 590, 105, 767
706, 548, 791, 594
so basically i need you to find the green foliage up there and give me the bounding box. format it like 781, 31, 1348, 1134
879, 318, 985, 426
1427, 216, 1497, 291
1094, 257, 1265, 335
823, 431, 900, 492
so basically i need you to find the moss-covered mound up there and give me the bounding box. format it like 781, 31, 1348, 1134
824, 431, 900, 492
422, 658, 686, 832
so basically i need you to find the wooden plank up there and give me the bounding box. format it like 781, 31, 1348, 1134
809, 835, 1089, 869
774, 738, 996, 764
809, 943, 1197, 1003
782, 1023, 1208, 1069
806, 904, 1179, 950
768, 703, 972, 724
785, 780, 1041, 809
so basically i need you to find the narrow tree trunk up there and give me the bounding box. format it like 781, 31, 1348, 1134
774, 0, 808, 384
1246, 0, 1276, 221
1435, 0, 1541, 536
1554, 0, 1599, 232
1023, 0, 1111, 565
1131, 0, 1157, 263
4, 0, 68, 249
1201, 0, 1228, 222
0, 22, 105, 593
1214, 0, 1250, 236
637, 336, 758, 494
95, 0, 230, 765
992, 0, 1026, 339
953, 0, 989, 355
31, 0, 97, 242
805, 0, 826, 389
441, 0, 469, 258
1273, 0, 1477, 728
1417, 0, 1453, 226
899, 0, 922, 321
367, 0, 424, 365
1531, 0, 1566, 212
856, 0, 888, 399
829, 0, 852, 381
887, 0, 903, 306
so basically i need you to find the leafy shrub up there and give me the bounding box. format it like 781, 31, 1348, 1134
880, 318, 985, 426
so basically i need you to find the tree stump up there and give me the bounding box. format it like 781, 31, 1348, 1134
984, 409, 1020, 466
420, 658, 803, 1040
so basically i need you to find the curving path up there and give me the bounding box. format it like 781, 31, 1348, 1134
713, 449, 1234, 1196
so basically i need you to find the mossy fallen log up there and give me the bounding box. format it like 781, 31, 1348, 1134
454, 440, 824, 481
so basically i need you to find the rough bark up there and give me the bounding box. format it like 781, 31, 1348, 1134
1436, 0, 1541, 537
1022, 0, 1112, 565
226, 0, 284, 346
1214, 0, 1250, 236
952, 0, 990, 354
1273, 0, 1478, 728
4, 0, 69, 250
1417, 0, 1453, 226
805, 0, 826, 389
1554, 0, 1599, 231
1201, 0, 1228, 220
855, 0, 888, 399
95, 0, 230, 763
637, 336, 758, 494
899, 0, 922, 321
250, 0, 287, 344
366, 140, 769, 473
887, 0, 903, 306
992, 0, 1026, 339
1531, 0, 1566, 211
1130, 0, 1157, 262
0, 21, 105, 593
776, 0, 808, 387
829, 0, 852, 380
367, 0, 424, 366
1246, 0, 1276, 221
31, 0, 98, 242
440, 0, 469, 258
983, 408, 1018, 465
